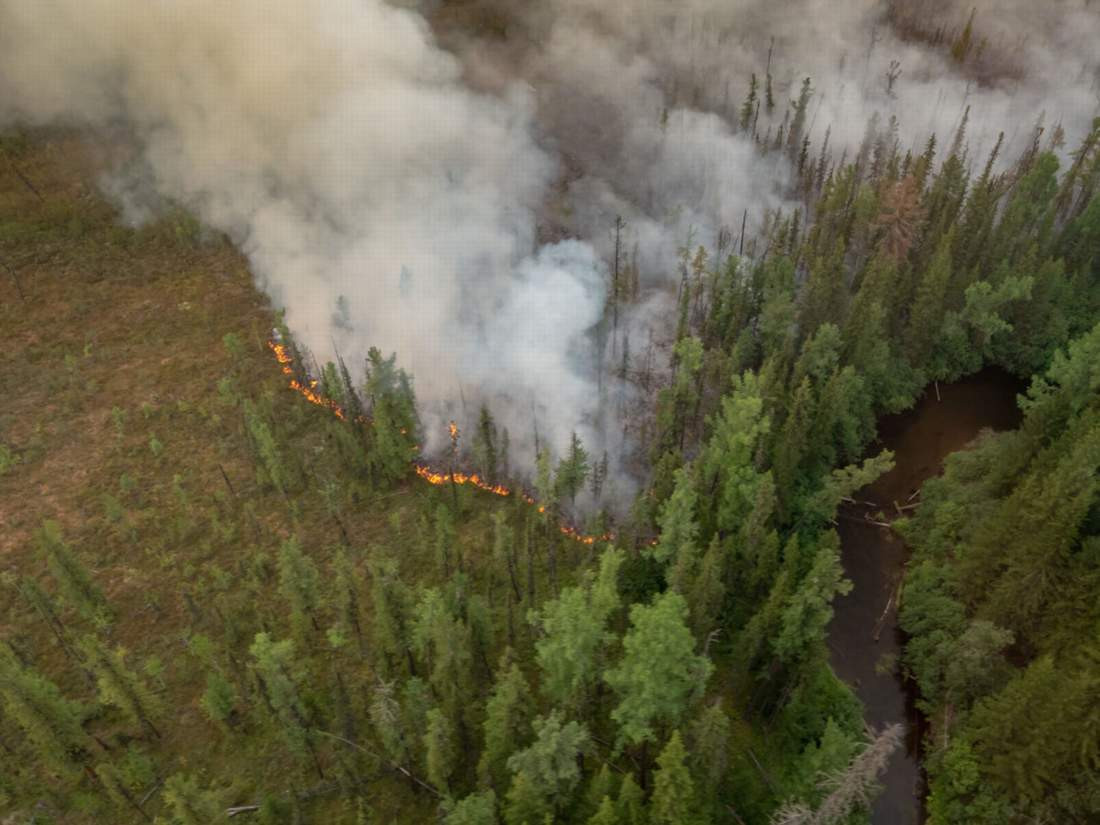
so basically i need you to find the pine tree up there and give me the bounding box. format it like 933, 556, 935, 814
244, 400, 297, 494
276, 537, 322, 640
650, 466, 699, 567
16, 575, 85, 672
80, 635, 161, 739
370, 679, 411, 769
505, 712, 590, 818
616, 774, 646, 825
200, 669, 238, 729
588, 795, 620, 825
445, 791, 499, 825
529, 549, 622, 712
249, 632, 324, 778
555, 432, 590, 508
605, 591, 713, 748
473, 405, 499, 484
36, 520, 108, 623
906, 229, 954, 363
581, 764, 617, 822
424, 706, 456, 794
650, 731, 699, 825
773, 532, 852, 668
95, 761, 152, 821
479, 651, 534, 790
504, 770, 548, 825
0, 642, 90, 779
163, 773, 222, 825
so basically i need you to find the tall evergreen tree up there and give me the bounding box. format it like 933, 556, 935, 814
529, 549, 622, 712
605, 591, 713, 748
479, 651, 533, 791
0, 642, 90, 779
277, 537, 322, 641
80, 635, 161, 739
650, 731, 700, 825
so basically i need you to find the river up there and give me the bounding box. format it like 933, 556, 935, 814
826, 369, 1024, 824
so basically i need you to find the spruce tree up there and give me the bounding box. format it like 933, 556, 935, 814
95, 761, 152, 821
688, 701, 731, 793
505, 712, 590, 818
473, 405, 499, 484
332, 547, 366, 657
650, 731, 699, 825
605, 591, 713, 748
650, 465, 699, 567
163, 773, 222, 825
36, 520, 107, 623
479, 651, 533, 790
773, 532, 852, 668
529, 558, 619, 712
445, 790, 498, 825
80, 635, 161, 739
616, 774, 646, 825
249, 633, 324, 778
411, 587, 474, 721
424, 706, 456, 795
555, 432, 590, 508
276, 537, 322, 641
906, 229, 955, 363
588, 795, 620, 825
0, 643, 90, 779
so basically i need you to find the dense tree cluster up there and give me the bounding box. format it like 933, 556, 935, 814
899, 325, 1100, 823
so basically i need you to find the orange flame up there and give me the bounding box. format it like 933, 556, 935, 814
267, 341, 346, 420
414, 464, 511, 497
268, 339, 613, 545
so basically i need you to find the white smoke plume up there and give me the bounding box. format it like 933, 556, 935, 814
0, 0, 631, 482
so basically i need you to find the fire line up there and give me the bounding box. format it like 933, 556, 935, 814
267, 340, 614, 546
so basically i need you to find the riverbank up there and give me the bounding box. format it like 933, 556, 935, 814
827, 369, 1024, 824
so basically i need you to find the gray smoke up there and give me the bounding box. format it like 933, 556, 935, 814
0, 0, 623, 479
1, 0, 1097, 506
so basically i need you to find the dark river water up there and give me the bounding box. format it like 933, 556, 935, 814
826, 368, 1024, 824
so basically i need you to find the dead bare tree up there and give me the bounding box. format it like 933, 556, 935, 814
770, 723, 904, 825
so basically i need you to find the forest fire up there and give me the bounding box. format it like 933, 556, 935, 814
413, 464, 512, 498
267, 341, 347, 420
269, 340, 613, 545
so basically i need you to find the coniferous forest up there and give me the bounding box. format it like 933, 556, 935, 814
1, 2, 1099, 824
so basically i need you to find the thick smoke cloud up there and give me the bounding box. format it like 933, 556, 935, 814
1, 0, 1097, 506
0, 0, 623, 473
433, 0, 1097, 306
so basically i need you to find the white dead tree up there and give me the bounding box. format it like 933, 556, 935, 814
770, 723, 904, 825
